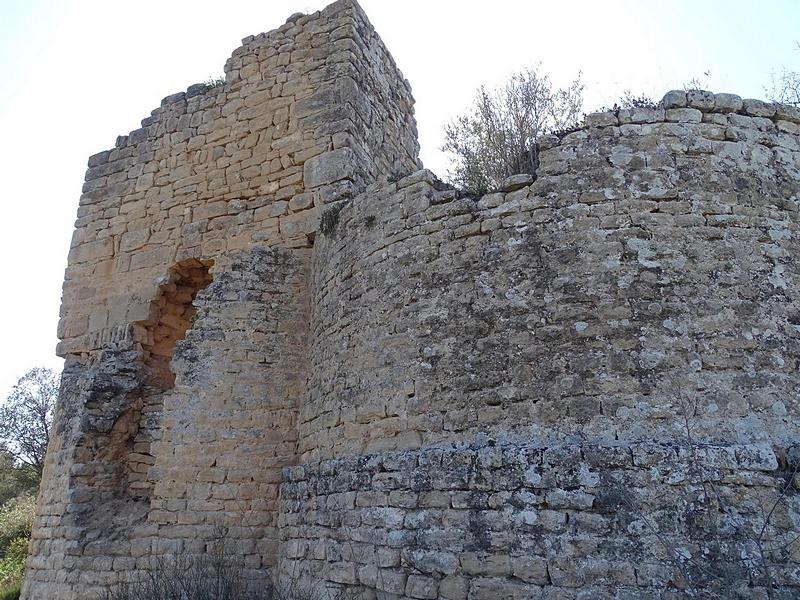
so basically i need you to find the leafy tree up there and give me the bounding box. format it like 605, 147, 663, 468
442, 64, 584, 195
0, 368, 58, 476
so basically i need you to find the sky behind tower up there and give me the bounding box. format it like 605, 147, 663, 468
0, 0, 797, 398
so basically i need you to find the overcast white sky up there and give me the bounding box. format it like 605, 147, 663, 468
0, 0, 797, 399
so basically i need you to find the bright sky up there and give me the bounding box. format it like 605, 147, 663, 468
0, 0, 797, 399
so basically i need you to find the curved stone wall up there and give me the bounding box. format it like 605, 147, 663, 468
282, 93, 800, 598
303, 94, 800, 461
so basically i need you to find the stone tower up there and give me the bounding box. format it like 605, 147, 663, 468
23, 0, 800, 598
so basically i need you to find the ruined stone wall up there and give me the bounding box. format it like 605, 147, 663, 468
57, 0, 417, 360
304, 96, 800, 459
283, 94, 800, 597
23, 0, 800, 597
148, 246, 311, 580
23, 1, 418, 597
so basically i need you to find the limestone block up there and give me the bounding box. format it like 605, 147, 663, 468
377, 570, 407, 594
439, 576, 468, 600
743, 98, 777, 117
460, 553, 511, 577
288, 192, 315, 212
500, 174, 534, 192
666, 108, 702, 123
511, 556, 549, 585
585, 111, 619, 127
687, 89, 716, 110
660, 89, 687, 109
776, 103, 800, 124
405, 575, 437, 599
303, 148, 356, 188
714, 92, 743, 113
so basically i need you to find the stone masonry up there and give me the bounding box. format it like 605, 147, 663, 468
22, 1, 800, 598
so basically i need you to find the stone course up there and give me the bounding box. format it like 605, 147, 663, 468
21, 0, 800, 598
279, 439, 799, 599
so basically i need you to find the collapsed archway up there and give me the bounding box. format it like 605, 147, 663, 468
121, 258, 214, 497
138, 258, 215, 389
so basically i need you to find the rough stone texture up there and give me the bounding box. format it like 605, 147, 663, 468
23, 1, 417, 597
23, 1, 800, 599
280, 440, 800, 599
304, 114, 800, 458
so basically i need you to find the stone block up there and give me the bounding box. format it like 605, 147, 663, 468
666, 108, 702, 123
742, 99, 776, 117
377, 570, 407, 595
714, 92, 743, 113
511, 556, 549, 584
303, 148, 356, 188
585, 111, 619, 127
405, 574, 438, 599
661, 90, 687, 109
500, 174, 534, 192
687, 89, 715, 111
460, 552, 511, 577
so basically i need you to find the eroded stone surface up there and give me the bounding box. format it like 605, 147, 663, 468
23, 0, 800, 598
279, 440, 800, 599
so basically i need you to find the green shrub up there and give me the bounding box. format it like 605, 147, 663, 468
0, 537, 26, 599
0, 454, 38, 508
0, 537, 26, 593
0, 585, 20, 600
0, 496, 35, 557
0, 496, 34, 600
442, 65, 584, 195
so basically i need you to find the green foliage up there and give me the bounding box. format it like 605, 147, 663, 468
0, 454, 38, 508
442, 65, 584, 195
0, 585, 20, 600
0, 538, 27, 594
0, 496, 35, 558
0, 367, 53, 595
